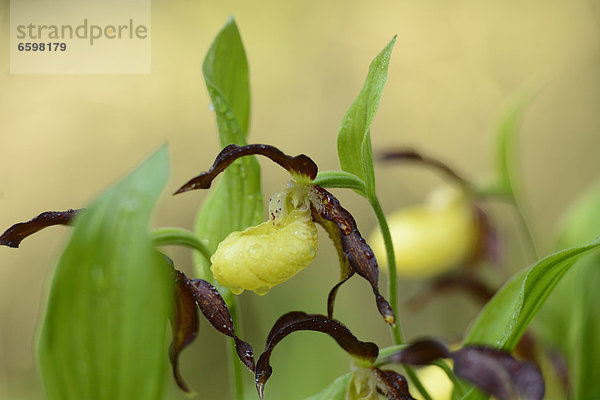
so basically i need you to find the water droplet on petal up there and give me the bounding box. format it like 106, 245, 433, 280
231, 287, 244, 295
254, 286, 270, 296
248, 244, 263, 259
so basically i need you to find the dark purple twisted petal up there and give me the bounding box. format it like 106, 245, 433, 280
385, 339, 544, 400
379, 148, 468, 187
191, 279, 255, 372
372, 369, 416, 400
308, 185, 395, 325
452, 346, 545, 400
0, 209, 81, 248
255, 311, 379, 399
168, 271, 255, 393
174, 144, 318, 194
389, 339, 451, 366
169, 270, 200, 393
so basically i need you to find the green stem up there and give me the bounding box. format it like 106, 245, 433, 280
433, 359, 458, 386
510, 198, 539, 261
374, 344, 407, 365
368, 196, 433, 400
368, 196, 403, 344
228, 296, 246, 400
150, 227, 212, 263
405, 368, 433, 400
313, 170, 367, 194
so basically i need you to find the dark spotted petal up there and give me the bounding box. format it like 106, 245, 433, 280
379, 149, 468, 187
388, 341, 544, 400
473, 206, 500, 266
255, 311, 379, 399
190, 278, 255, 372
0, 209, 81, 248
326, 271, 354, 319
452, 346, 545, 400
174, 144, 318, 194
372, 369, 416, 400
388, 339, 450, 366
308, 185, 395, 325
169, 270, 200, 393
309, 207, 355, 319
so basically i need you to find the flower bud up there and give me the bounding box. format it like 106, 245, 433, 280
369, 186, 477, 278
211, 188, 318, 295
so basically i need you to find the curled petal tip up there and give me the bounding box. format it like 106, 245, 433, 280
173, 185, 191, 195
256, 382, 265, 400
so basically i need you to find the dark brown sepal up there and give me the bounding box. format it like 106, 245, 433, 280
308, 185, 395, 325
0, 209, 81, 248
452, 346, 545, 400
326, 271, 354, 319
170, 270, 200, 393
309, 205, 354, 320
255, 312, 379, 399
174, 144, 318, 194
372, 369, 416, 400
473, 206, 500, 266
379, 149, 468, 188
391, 340, 545, 400
191, 279, 256, 372
389, 339, 450, 366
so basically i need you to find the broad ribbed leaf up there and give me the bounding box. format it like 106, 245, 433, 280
464, 240, 600, 349
204, 17, 250, 141
194, 17, 263, 284
38, 147, 172, 400
537, 181, 600, 399
460, 239, 600, 400
337, 37, 395, 197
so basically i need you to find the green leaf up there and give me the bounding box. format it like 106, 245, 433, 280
493, 83, 542, 198
337, 37, 396, 198
537, 181, 600, 400
203, 17, 250, 142
39, 147, 172, 400
303, 373, 351, 400
195, 17, 263, 285
313, 170, 367, 194
464, 239, 600, 349
460, 238, 600, 400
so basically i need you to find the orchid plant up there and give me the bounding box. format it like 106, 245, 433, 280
2, 17, 600, 400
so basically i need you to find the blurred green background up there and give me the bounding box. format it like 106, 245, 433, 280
1, 0, 599, 399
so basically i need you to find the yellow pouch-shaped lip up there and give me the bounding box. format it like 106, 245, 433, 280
369, 186, 477, 279
211, 206, 318, 295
